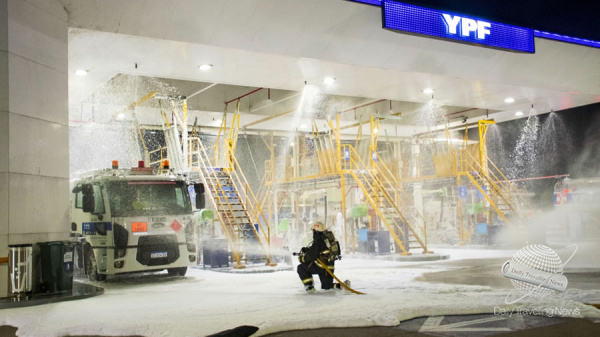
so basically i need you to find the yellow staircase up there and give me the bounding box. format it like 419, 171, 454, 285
188, 137, 275, 268
444, 121, 530, 242
458, 147, 532, 228
341, 144, 430, 254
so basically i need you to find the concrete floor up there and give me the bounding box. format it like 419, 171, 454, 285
2, 315, 600, 337
414, 257, 600, 304
2, 254, 599, 337
261, 316, 600, 337
261, 256, 600, 337
415, 257, 600, 289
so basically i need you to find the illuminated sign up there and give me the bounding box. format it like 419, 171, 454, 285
441, 14, 490, 40
533, 30, 600, 49
382, 1, 535, 53
350, 0, 381, 5
347, 0, 600, 50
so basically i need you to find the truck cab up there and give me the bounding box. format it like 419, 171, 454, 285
70, 161, 204, 281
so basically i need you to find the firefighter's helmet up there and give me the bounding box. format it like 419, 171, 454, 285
312, 222, 326, 232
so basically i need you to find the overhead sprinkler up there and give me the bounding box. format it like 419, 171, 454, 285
529, 104, 536, 116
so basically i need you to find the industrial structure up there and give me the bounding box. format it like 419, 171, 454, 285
117, 87, 537, 269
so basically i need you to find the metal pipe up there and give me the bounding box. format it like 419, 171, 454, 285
340, 111, 402, 131
242, 109, 295, 129
412, 120, 484, 138
250, 92, 302, 113
188, 83, 219, 99
225, 88, 263, 105
340, 99, 386, 113
498, 174, 570, 183
446, 108, 478, 117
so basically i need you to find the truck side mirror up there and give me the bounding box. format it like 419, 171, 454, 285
82, 184, 95, 213
194, 183, 205, 209
82, 195, 95, 213
82, 184, 94, 195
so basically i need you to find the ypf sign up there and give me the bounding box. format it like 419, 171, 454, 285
381, 0, 535, 53
441, 14, 490, 40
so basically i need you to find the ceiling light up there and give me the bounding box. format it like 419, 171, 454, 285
75, 69, 88, 76
504, 97, 515, 103
323, 77, 336, 84
198, 64, 213, 71
116, 113, 125, 120
422, 88, 434, 94
515, 111, 523, 116
373, 127, 379, 134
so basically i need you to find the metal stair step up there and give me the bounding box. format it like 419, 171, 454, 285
217, 203, 243, 207
218, 210, 246, 214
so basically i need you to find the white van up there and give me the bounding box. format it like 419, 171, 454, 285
70, 161, 204, 281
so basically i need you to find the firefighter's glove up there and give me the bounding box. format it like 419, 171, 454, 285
298, 247, 307, 263
320, 249, 332, 261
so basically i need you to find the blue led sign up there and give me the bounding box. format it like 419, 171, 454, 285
381, 0, 534, 53
534, 30, 600, 49
348, 0, 382, 5
347, 0, 600, 50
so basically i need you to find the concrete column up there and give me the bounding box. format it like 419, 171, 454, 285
0, 0, 69, 296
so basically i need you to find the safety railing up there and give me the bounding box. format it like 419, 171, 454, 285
189, 137, 274, 266
372, 151, 429, 242
341, 144, 429, 254
460, 149, 532, 221
188, 137, 246, 266
148, 146, 167, 168
228, 152, 273, 249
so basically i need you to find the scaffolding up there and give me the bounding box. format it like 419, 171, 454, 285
263, 115, 532, 251
129, 88, 532, 254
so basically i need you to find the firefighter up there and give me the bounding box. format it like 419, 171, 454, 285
296, 222, 349, 292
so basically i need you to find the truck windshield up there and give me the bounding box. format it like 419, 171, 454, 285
105, 181, 192, 217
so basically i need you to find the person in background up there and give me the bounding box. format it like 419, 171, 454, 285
296, 222, 349, 293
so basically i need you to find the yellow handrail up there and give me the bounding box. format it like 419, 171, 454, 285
373, 151, 429, 230
228, 153, 272, 248
341, 144, 429, 253
190, 137, 275, 265
462, 149, 531, 217
148, 146, 167, 168
188, 137, 245, 267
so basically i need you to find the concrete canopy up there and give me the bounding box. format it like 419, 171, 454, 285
63, 0, 600, 136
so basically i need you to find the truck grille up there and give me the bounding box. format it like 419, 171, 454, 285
136, 235, 180, 266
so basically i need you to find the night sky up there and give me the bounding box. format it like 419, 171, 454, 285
481, 102, 600, 208
396, 0, 600, 41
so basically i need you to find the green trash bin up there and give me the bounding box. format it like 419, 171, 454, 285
38, 241, 74, 294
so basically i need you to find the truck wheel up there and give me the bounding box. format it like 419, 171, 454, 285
85, 245, 106, 282
167, 267, 187, 276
